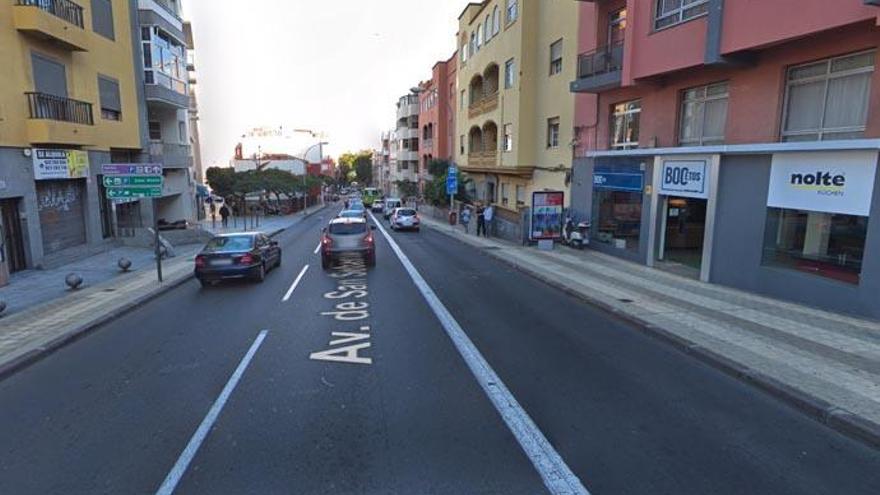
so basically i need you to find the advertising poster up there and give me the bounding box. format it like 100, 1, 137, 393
531, 191, 564, 240
32, 149, 90, 180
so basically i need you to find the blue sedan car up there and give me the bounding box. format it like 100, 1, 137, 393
195, 233, 282, 287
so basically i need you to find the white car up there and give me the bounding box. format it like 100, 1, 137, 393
383, 198, 402, 219
390, 208, 420, 232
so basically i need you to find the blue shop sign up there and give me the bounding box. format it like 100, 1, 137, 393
593, 172, 644, 192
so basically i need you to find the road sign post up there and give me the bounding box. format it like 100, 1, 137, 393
102, 164, 164, 282
447, 165, 458, 225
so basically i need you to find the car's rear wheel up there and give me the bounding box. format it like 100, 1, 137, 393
321, 255, 332, 270
254, 263, 266, 283
366, 252, 376, 267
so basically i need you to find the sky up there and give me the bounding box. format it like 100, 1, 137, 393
183, 0, 472, 167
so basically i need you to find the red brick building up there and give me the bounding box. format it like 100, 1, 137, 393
418, 52, 457, 191
570, 0, 880, 318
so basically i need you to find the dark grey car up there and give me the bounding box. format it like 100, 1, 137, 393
320, 217, 376, 269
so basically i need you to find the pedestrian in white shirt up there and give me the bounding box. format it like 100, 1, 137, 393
483, 203, 494, 238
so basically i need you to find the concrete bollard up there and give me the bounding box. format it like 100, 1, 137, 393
65, 273, 83, 290
118, 257, 132, 272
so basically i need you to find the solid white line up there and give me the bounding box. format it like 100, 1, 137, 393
283, 265, 310, 302
368, 213, 590, 495
155, 330, 269, 495
313, 242, 322, 255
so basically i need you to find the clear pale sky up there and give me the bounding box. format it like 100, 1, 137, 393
183, 0, 472, 167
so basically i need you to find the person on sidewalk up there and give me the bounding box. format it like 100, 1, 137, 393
476, 204, 486, 237
219, 204, 230, 228
483, 203, 494, 238
460, 206, 472, 234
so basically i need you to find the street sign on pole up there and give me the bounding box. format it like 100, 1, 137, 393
102, 176, 163, 187
106, 186, 163, 199
446, 165, 458, 195
102, 164, 163, 176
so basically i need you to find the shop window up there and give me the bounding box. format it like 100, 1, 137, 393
763, 208, 868, 285
654, 0, 708, 30
611, 100, 641, 149
593, 163, 644, 252
679, 82, 728, 146
782, 51, 875, 142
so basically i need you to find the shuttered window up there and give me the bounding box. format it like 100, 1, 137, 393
98, 76, 121, 120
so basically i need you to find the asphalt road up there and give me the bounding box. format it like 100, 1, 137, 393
0, 203, 878, 494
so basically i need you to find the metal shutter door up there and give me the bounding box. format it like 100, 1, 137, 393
36, 180, 87, 254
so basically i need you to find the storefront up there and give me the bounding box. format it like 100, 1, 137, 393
590, 158, 651, 262
32, 149, 90, 255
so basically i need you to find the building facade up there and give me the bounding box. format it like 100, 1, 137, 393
0, 0, 147, 278
455, 0, 579, 212
571, 0, 880, 317
183, 20, 203, 186
418, 53, 457, 188
392, 91, 420, 196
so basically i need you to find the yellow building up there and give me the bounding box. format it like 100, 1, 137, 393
455, 0, 579, 211
0, 0, 143, 275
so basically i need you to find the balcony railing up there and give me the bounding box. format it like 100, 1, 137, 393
467, 150, 499, 168
26, 92, 94, 125
468, 91, 499, 119
577, 41, 624, 79
16, 0, 84, 28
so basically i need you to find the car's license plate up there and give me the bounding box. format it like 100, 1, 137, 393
211, 259, 233, 266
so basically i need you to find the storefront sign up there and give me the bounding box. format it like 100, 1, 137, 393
593, 172, 644, 192
660, 160, 708, 199
32, 149, 89, 180
530, 191, 564, 240
768, 151, 878, 216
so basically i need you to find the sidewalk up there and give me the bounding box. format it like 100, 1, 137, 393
0, 204, 326, 378
422, 216, 880, 448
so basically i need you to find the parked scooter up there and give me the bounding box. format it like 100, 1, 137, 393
562, 216, 591, 249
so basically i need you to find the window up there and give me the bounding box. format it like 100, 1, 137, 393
477, 25, 483, 49
507, 0, 518, 24
503, 124, 513, 151
593, 190, 643, 252
461, 90, 466, 110
547, 117, 560, 148
98, 76, 121, 121
516, 185, 525, 206
142, 27, 188, 96
493, 7, 501, 35
484, 16, 492, 43
91, 0, 115, 40
654, 0, 709, 30
460, 135, 465, 155
763, 208, 868, 285
679, 82, 728, 146
611, 100, 641, 149
501, 183, 509, 206
782, 51, 875, 142
148, 121, 162, 140
470, 32, 476, 56
549, 39, 563, 76
178, 120, 187, 142
504, 58, 516, 89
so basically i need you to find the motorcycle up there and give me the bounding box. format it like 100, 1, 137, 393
562, 217, 591, 250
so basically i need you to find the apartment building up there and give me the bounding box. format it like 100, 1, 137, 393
137, 0, 196, 226
571, 0, 880, 317
417, 52, 457, 188
0, 0, 145, 277
184, 20, 203, 186
392, 91, 420, 196
374, 131, 393, 193
454, 0, 579, 211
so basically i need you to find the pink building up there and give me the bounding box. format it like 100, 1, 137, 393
570, 0, 880, 318
418, 53, 458, 191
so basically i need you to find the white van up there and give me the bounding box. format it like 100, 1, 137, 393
383, 198, 402, 219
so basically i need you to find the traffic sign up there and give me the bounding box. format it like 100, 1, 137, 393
102, 164, 163, 176
446, 175, 458, 195
103, 176, 163, 187
106, 187, 162, 199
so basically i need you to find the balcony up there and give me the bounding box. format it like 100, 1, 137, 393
149, 142, 192, 169
13, 0, 90, 52
25, 92, 95, 145
466, 150, 499, 168
468, 91, 499, 119
570, 41, 624, 93
422, 138, 434, 151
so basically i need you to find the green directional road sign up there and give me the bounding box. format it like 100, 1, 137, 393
103, 176, 163, 187
106, 186, 163, 199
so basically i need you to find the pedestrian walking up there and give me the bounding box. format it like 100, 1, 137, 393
460, 206, 472, 234
476, 204, 486, 237
483, 203, 494, 238
219, 204, 230, 228
209, 201, 217, 229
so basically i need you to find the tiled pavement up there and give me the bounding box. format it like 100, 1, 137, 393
0, 204, 326, 377
422, 216, 880, 447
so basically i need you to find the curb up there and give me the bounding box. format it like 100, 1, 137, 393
424, 221, 880, 450
0, 207, 325, 381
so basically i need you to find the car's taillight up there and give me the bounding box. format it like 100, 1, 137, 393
239, 254, 255, 265
195, 255, 206, 268
364, 233, 374, 244
322, 235, 333, 248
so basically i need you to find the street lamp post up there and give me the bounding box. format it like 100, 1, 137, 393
296, 139, 329, 213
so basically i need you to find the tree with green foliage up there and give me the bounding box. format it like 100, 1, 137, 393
338, 150, 373, 186
423, 159, 472, 207
394, 179, 419, 199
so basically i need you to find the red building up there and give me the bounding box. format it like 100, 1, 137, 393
570, 0, 880, 318
418, 52, 458, 191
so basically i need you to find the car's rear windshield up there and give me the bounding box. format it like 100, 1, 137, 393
205, 235, 253, 252
397, 209, 416, 216
340, 210, 361, 217
329, 223, 367, 235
